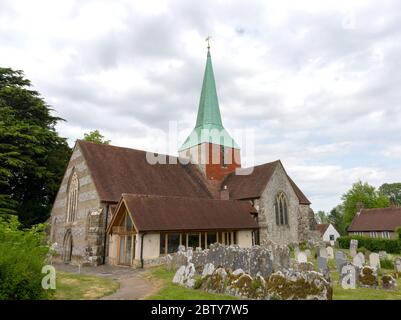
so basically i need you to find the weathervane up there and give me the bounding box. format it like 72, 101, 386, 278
205, 36, 211, 50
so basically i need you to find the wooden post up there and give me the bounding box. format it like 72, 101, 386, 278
205, 232, 208, 249
186, 234, 189, 248
198, 232, 201, 248
165, 233, 168, 255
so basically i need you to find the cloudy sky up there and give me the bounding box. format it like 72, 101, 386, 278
1, 0, 401, 212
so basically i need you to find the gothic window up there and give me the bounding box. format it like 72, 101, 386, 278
66, 171, 79, 223
274, 192, 289, 226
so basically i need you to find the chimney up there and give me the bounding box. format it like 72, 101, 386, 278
220, 185, 230, 200
356, 202, 364, 215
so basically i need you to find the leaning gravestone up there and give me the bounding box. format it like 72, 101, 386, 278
326, 246, 334, 259
395, 258, 401, 274
352, 254, 363, 268
336, 252, 347, 273
369, 253, 380, 270
318, 256, 330, 279
349, 239, 358, 257
297, 252, 308, 263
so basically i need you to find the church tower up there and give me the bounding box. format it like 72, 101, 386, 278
179, 44, 241, 181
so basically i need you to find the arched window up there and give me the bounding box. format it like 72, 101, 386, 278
67, 171, 79, 223
274, 192, 288, 226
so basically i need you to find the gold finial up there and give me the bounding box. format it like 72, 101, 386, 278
205, 36, 211, 50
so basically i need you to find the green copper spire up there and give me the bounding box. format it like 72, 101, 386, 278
195, 50, 223, 128
179, 48, 239, 152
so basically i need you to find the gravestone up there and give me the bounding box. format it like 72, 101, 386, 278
381, 274, 397, 290
379, 251, 387, 260
352, 254, 363, 268
318, 256, 330, 279
395, 258, 401, 274
340, 263, 358, 289
319, 247, 328, 259
326, 246, 334, 259
359, 266, 378, 288
357, 252, 365, 264
294, 246, 300, 259
304, 249, 311, 258
349, 239, 358, 257
297, 252, 308, 263
336, 251, 346, 261
369, 253, 380, 269
336, 257, 348, 273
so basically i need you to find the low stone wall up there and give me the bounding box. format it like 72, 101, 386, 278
167, 242, 290, 278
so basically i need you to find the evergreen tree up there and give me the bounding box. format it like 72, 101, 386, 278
0, 67, 71, 226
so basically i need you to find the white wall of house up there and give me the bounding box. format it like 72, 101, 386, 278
237, 230, 253, 248
322, 224, 340, 242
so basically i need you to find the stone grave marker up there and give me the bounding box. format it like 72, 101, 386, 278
349, 239, 358, 257
340, 263, 358, 289
352, 254, 363, 268
335, 251, 346, 261
357, 252, 365, 264
369, 253, 380, 269
297, 252, 308, 263
327, 246, 334, 259
379, 251, 387, 260
336, 257, 348, 273
304, 249, 311, 258
395, 258, 401, 274
319, 247, 328, 259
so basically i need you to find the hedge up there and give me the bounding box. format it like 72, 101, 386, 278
338, 235, 401, 254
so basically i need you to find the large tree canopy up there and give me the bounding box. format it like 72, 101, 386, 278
83, 129, 110, 144
378, 182, 401, 206
0, 67, 71, 226
341, 181, 390, 227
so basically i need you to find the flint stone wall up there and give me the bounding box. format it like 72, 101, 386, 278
167, 243, 290, 278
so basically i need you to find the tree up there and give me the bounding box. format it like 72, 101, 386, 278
83, 129, 110, 144
341, 181, 390, 227
0, 67, 71, 226
327, 205, 346, 235
315, 210, 329, 224
378, 182, 401, 206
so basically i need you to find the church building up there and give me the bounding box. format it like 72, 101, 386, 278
49, 46, 318, 267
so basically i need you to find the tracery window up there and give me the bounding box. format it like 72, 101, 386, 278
274, 192, 288, 226
66, 171, 79, 222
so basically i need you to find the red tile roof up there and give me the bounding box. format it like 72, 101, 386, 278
221, 160, 311, 204
348, 207, 401, 232
78, 140, 214, 202
110, 194, 258, 232
316, 223, 330, 235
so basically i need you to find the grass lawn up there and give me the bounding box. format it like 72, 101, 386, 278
147, 248, 401, 300
146, 267, 237, 300
54, 271, 119, 300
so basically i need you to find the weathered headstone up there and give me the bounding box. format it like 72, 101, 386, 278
357, 252, 365, 264
379, 251, 387, 260
304, 249, 311, 258
381, 274, 397, 290
359, 266, 378, 288
336, 254, 348, 273
326, 246, 334, 259
369, 253, 380, 269
297, 252, 308, 263
340, 263, 358, 289
201, 263, 215, 278
317, 256, 330, 279
352, 254, 363, 268
349, 239, 358, 257
395, 258, 401, 274
336, 251, 346, 261
319, 247, 328, 259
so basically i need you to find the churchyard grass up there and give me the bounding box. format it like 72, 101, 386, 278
54, 271, 119, 300
146, 266, 237, 300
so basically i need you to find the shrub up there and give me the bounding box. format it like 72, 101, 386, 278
0, 215, 52, 300
396, 227, 401, 240
380, 258, 394, 270
337, 235, 401, 254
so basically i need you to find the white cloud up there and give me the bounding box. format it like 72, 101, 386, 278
1, 0, 401, 212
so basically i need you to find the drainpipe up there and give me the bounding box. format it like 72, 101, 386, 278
140, 233, 146, 268
102, 205, 109, 265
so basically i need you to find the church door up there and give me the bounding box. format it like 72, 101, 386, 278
118, 235, 135, 266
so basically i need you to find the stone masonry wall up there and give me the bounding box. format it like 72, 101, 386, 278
257, 163, 300, 245
49, 143, 105, 266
